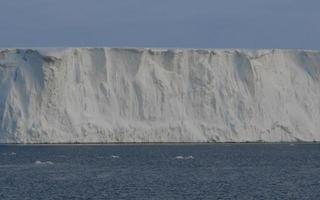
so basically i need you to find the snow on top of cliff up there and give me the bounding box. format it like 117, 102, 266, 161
1, 47, 318, 57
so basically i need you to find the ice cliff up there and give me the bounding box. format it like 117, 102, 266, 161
0, 48, 319, 143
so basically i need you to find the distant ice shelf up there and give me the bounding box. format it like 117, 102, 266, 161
0, 48, 320, 143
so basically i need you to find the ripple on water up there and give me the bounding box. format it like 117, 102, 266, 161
2, 152, 16, 156
1, 144, 320, 199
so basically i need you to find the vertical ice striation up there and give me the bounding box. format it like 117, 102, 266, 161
0, 48, 319, 143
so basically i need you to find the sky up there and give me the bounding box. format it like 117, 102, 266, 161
0, 0, 319, 49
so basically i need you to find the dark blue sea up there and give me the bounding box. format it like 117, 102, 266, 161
1, 144, 320, 200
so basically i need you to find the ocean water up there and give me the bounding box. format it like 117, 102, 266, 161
0, 144, 320, 200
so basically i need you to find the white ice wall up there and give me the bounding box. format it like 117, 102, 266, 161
0, 48, 319, 143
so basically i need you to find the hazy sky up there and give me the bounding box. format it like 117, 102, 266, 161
0, 0, 319, 49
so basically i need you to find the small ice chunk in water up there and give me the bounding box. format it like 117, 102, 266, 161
185, 156, 194, 159
175, 155, 194, 160
35, 161, 43, 165
35, 160, 54, 165
111, 155, 120, 159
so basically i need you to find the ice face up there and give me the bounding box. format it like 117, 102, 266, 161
0, 48, 319, 143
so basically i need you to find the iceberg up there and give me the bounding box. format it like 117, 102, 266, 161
0, 48, 319, 143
